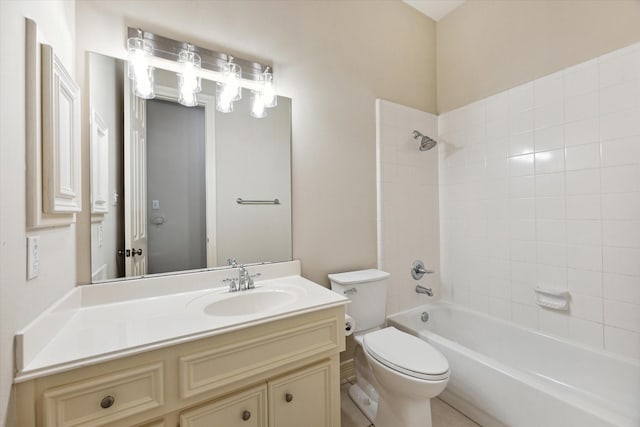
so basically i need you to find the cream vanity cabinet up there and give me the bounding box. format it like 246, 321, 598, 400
15, 306, 344, 427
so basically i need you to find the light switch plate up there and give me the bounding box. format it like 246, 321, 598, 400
27, 236, 40, 280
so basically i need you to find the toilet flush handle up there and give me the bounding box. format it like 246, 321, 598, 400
343, 288, 357, 296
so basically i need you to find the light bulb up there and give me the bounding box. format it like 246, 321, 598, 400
177, 48, 201, 107
127, 34, 155, 99
261, 68, 277, 108
221, 59, 242, 101
216, 83, 234, 113
250, 90, 266, 118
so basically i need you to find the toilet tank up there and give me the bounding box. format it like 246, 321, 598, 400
329, 269, 390, 333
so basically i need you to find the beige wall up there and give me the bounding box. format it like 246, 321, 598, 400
437, 0, 640, 113
75, 1, 438, 286
0, 1, 76, 425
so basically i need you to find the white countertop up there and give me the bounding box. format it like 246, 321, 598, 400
14, 261, 348, 382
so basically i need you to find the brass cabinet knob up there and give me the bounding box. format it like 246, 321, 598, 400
285, 393, 293, 403
242, 410, 251, 421
100, 395, 115, 409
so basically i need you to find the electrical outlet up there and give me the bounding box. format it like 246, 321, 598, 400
27, 236, 40, 280
152, 199, 160, 210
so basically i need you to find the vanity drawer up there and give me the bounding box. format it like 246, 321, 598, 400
179, 314, 339, 398
180, 384, 267, 427
42, 362, 164, 427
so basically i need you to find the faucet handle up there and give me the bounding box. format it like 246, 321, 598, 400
223, 277, 238, 292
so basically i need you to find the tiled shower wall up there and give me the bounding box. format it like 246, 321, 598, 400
438, 43, 640, 359
376, 100, 440, 315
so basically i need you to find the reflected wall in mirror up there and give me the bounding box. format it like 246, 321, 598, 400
89, 52, 292, 283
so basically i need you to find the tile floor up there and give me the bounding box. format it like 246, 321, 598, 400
340, 380, 480, 427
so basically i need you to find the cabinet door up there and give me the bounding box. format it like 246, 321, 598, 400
268, 361, 333, 427
180, 384, 267, 427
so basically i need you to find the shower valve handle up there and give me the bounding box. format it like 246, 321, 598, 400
411, 260, 434, 280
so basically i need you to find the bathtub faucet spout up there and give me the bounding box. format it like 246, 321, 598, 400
416, 285, 433, 296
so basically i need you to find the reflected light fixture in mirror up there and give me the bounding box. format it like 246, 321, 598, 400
177, 45, 201, 107
127, 30, 155, 99
250, 90, 266, 118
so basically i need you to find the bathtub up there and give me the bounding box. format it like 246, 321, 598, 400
387, 302, 640, 427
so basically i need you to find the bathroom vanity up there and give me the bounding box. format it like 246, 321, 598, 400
14, 261, 347, 427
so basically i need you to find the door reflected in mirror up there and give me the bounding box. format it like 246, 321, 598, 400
88, 52, 292, 283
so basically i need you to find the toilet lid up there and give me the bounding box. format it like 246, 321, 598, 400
363, 327, 449, 381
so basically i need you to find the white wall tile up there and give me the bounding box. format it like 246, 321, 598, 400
510, 198, 535, 220
600, 80, 640, 116
564, 118, 599, 147
604, 326, 640, 359
510, 219, 536, 240
600, 108, 640, 141
510, 109, 534, 135
535, 173, 565, 197
567, 244, 602, 271
601, 165, 640, 193
604, 272, 640, 304
602, 192, 640, 220
510, 176, 535, 198
534, 102, 563, 130
568, 268, 603, 298
564, 92, 598, 123
536, 197, 565, 219
535, 149, 565, 174
534, 125, 564, 152
537, 264, 567, 288
565, 143, 600, 171
604, 299, 640, 332
511, 240, 537, 262
509, 131, 534, 156
511, 261, 537, 285
571, 293, 603, 323
537, 242, 567, 267
603, 246, 640, 276
601, 135, 640, 167
565, 169, 600, 195
566, 195, 601, 220
567, 220, 602, 246
603, 220, 640, 248
536, 220, 566, 243
508, 154, 534, 177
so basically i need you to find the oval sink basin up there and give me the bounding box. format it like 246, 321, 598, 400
203, 290, 298, 317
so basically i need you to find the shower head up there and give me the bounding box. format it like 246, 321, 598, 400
412, 130, 437, 151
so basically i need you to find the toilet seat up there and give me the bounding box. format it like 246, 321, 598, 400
363, 327, 449, 381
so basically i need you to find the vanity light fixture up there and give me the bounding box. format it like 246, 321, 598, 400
126, 29, 155, 99
126, 28, 278, 118
177, 45, 201, 107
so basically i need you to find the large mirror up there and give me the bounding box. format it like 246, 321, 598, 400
88, 52, 292, 282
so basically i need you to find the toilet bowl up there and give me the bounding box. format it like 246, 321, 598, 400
328, 269, 450, 427
363, 327, 449, 427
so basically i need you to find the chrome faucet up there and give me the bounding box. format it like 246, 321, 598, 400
238, 265, 249, 291
416, 285, 433, 296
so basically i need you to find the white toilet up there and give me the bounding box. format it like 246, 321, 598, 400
329, 269, 449, 427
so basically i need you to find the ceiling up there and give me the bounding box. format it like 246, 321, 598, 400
403, 0, 466, 21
